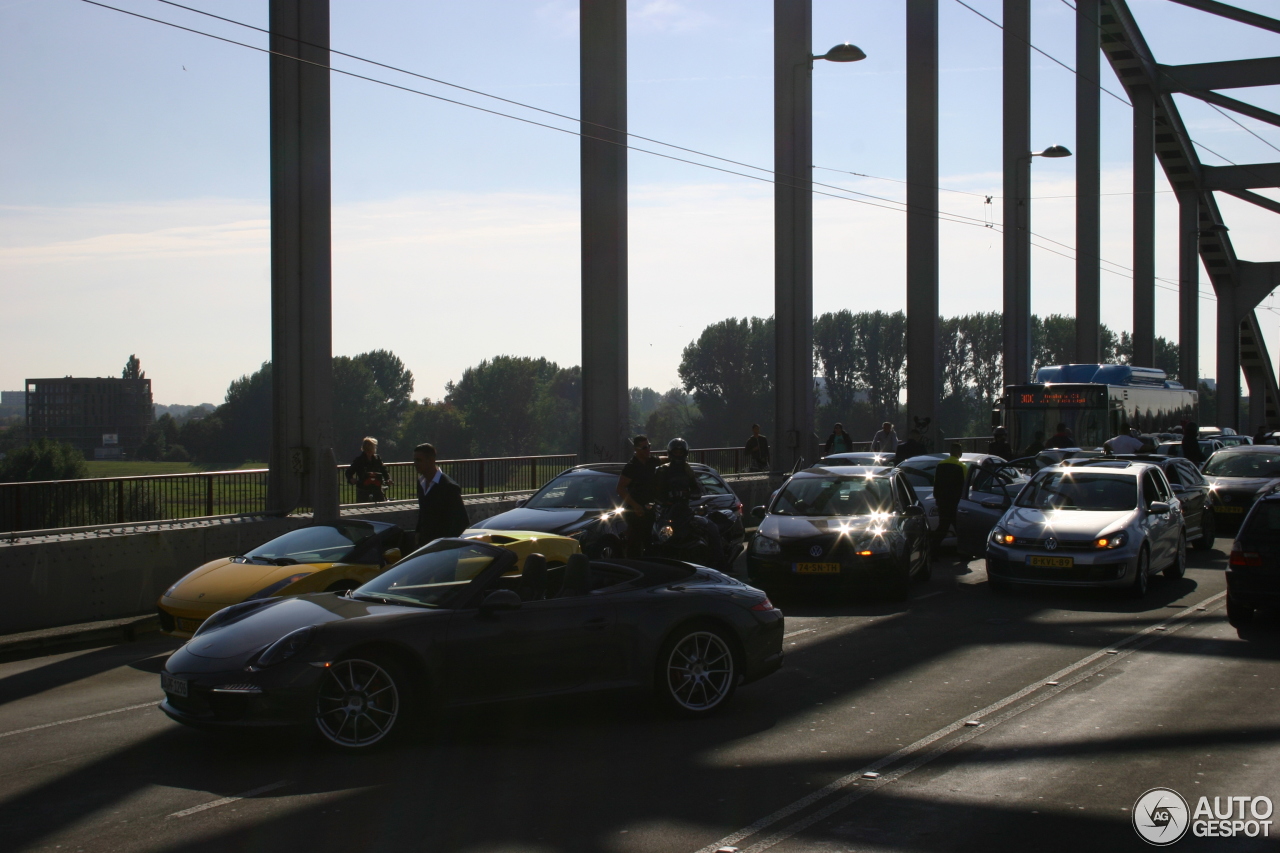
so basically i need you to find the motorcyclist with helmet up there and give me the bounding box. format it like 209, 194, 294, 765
651, 438, 728, 569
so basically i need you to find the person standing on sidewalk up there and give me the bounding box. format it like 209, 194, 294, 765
413, 442, 468, 549
871, 422, 899, 454
824, 423, 855, 456
347, 437, 391, 502
745, 424, 770, 472
617, 435, 660, 557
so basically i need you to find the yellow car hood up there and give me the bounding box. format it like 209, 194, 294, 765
166, 558, 335, 607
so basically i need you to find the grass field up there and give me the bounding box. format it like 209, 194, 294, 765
83, 461, 266, 477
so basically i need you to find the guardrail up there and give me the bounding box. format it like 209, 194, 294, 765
946, 436, 995, 454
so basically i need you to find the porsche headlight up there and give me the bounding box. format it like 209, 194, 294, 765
656, 524, 675, 543
753, 534, 781, 555
256, 626, 315, 667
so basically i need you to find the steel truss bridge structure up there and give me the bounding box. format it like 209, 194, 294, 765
258, 0, 1279, 521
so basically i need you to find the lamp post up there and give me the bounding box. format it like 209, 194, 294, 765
1007, 144, 1072, 386
774, 0, 865, 472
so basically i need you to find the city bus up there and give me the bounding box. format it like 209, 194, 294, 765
996, 364, 1196, 454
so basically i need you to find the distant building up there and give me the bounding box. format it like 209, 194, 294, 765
0, 390, 25, 419
25, 377, 153, 459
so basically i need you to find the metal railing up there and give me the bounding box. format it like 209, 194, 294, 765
946, 436, 995, 454
335, 455, 577, 505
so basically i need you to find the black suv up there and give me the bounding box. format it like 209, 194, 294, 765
1226, 489, 1280, 633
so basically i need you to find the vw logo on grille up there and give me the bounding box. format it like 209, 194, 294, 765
1045, 538, 1058, 551
809, 545, 824, 557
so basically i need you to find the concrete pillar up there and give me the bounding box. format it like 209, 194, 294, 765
774, 0, 816, 470
1178, 192, 1200, 389
1217, 291, 1240, 430
267, 0, 337, 522
906, 0, 939, 442
1132, 85, 1156, 368
580, 0, 629, 462
1075, 0, 1101, 364
1003, 0, 1032, 386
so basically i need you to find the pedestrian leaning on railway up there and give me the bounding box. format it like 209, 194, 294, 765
347, 437, 391, 502
413, 442, 469, 549
932, 443, 967, 547
745, 423, 770, 472
870, 422, 899, 453
824, 423, 855, 455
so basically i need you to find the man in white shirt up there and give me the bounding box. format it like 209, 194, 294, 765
871, 422, 899, 453
1103, 423, 1145, 455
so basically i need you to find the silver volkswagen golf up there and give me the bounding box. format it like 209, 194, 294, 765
985, 461, 1186, 598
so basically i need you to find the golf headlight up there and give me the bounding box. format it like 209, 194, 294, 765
990, 527, 1015, 546
256, 626, 315, 667
753, 534, 781, 555
1095, 532, 1127, 549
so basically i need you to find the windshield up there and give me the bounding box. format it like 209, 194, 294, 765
1203, 453, 1280, 479
1007, 406, 1108, 453
772, 477, 895, 517
525, 472, 620, 509
821, 453, 892, 466
1016, 472, 1137, 511
245, 524, 375, 564
354, 541, 496, 607
1241, 501, 1280, 539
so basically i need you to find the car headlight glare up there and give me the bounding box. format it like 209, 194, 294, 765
753, 534, 781, 556
1095, 532, 1127, 549
256, 626, 315, 667
990, 527, 1015, 546
656, 524, 675, 543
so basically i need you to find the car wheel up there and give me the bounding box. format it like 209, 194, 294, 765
1127, 547, 1150, 599
1163, 534, 1187, 580
314, 655, 412, 750
1226, 596, 1254, 629
1192, 510, 1216, 551
656, 623, 739, 717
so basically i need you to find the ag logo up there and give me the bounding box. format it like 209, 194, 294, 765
809, 545, 823, 557
1133, 787, 1190, 845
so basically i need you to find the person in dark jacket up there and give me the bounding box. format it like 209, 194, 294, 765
1182, 423, 1205, 466
987, 427, 1013, 460
894, 428, 928, 463
413, 442, 468, 548
347, 437, 391, 502
618, 435, 659, 557
745, 424, 770, 472
1044, 423, 1075, 449
1023, 430, 1046, 457
932, 443, 967, 547
824, 423, 855, 456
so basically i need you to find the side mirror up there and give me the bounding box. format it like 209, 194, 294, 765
1149, 501, 1171, 515
382, 548, 402, 566
903, 505, 925, 519
479, 589, 522, 613
750, 505, 768, 520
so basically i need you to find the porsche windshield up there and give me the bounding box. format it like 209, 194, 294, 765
526, 472, 621, 509
245, 524, 375, 564
773, 477, 894, 517
1203, 453, 1280, 479
353, 541, 497, 607
1016, 472, 1137, 511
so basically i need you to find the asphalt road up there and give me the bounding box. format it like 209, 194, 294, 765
2, 542, 1278, 853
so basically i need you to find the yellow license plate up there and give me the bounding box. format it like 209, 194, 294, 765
795, 562, 842, 574
175, 618, 203, 633
1028, 556, 1074, 568
1214, 506, 1244, 514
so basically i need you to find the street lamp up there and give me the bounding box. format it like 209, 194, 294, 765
1033, 144, 1073, 159
814, 43, 867, 64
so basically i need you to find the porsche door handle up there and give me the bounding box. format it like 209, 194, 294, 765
582, 617, 609, 631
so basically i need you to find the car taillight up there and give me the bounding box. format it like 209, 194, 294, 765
751, 599, 776, 611
1230, 549, 1263, 567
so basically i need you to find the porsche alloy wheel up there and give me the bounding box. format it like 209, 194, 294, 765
659, 627, 737, 716
315, 657, 402, 749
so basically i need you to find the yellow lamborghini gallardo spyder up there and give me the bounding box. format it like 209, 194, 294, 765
157, 520, 579, 638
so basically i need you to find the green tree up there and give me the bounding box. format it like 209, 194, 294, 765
445, 356, 570, 456
122, 354, 144, 380
0, 438, 88, 482
644, 389, 700, 448
397, 398, 472, 459
677, 317, 774, 445
353, 350, 414, 425
333, 356, 391, 457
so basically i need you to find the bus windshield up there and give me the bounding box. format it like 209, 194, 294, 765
1007, 408, 1107, 456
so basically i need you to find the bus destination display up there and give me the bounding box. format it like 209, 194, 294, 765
1010, 388, 1103, 407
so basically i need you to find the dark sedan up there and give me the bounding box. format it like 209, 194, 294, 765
477, 463, 744, 558
746, 466, 931, 599
159, 539, 783, 749
1227, 491, 1280, 632
1202, 446, 1280, 535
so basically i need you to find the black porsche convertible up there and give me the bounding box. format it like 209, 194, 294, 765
159, 538, 784, 749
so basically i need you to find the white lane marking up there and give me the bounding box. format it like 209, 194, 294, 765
783, 629, 814, 638
167, 780, 291, 818
693, 590, 1227, 853
0, 702, 160, 740
912, 591, 944, 600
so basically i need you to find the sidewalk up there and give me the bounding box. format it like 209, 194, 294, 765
0, 613, 160, 662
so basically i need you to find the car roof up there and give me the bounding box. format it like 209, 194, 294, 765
795, 465, 893, 478
1039, 462, 1147, 477
569, 462, 719, 474
1206, 444, 1280, 454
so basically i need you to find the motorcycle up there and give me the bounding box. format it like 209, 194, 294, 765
647, 499, 741, 572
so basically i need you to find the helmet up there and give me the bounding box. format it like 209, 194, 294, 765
994, 426, 1007, 436
667, 437, 689, 459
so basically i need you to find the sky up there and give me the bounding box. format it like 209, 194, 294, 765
1, 0, 1278, 406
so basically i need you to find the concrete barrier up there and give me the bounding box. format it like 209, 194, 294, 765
0, 474, 773, 635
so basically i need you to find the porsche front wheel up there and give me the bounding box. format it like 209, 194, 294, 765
657, 625, 738, 717
314, 656, 409, 750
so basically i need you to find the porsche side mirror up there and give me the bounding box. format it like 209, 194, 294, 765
479, 589, 522, 613
1149, 501, 1171, 515
382, 548, 402, 566
750, 505, 768, 520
